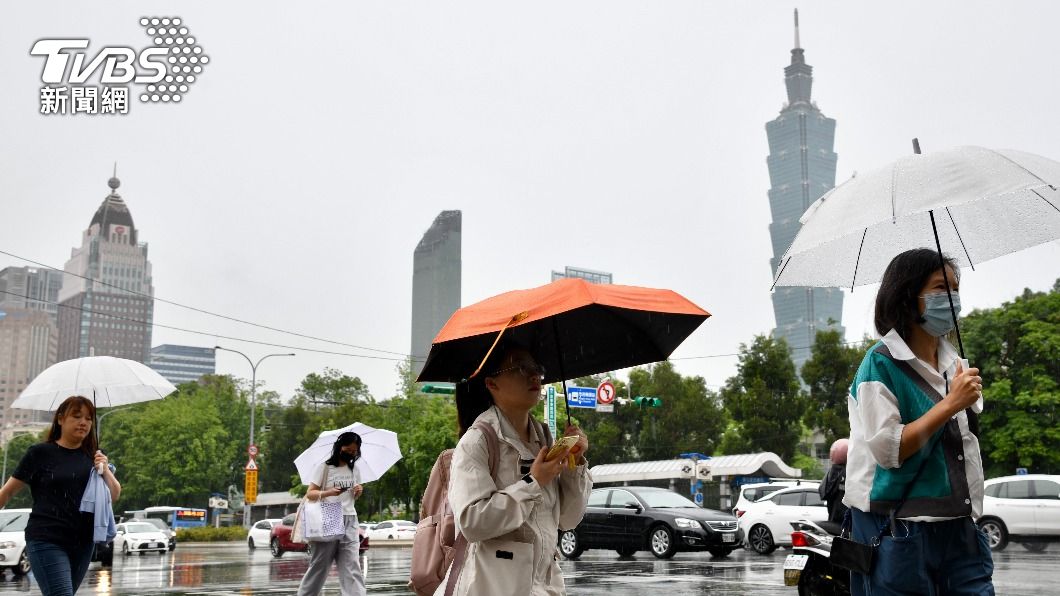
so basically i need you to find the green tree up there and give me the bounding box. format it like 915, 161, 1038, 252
719, 335, 804, 461
801, 329, 870, 445
2, 432, 44, 508
962, 281, 1060, 476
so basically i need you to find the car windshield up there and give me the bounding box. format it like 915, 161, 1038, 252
395, 521, 415, 527
142, 519, 171, 532
126, 523, 157, 533
638, 490, 698, 508
0, 512, 28, 532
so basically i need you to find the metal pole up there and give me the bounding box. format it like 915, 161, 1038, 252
215, 347, 293, 527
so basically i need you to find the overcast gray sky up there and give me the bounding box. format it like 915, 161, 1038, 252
2, 1, 1058, 401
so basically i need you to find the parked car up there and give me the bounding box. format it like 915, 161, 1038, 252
366, 520, 417, 540
738, 485, 827, 554
114, 521, 169, 556
248, 518, 283, 549
139, 517, 177, 551
0, 509, 31, 576
732, 480, 819, 519
979, 474, 1060, 552
269, 513, 369, 557
558, 486, 742, 560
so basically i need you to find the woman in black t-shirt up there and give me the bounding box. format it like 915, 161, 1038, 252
0, 396, 121, 596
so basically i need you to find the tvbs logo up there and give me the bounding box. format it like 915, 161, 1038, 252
31, 17, 208, 115
31, 40, 168, 85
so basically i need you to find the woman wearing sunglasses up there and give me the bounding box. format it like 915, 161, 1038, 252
439, 342, 592, 596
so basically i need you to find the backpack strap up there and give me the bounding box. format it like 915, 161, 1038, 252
444, 420, 503, 596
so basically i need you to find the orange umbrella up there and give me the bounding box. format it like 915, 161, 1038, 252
417, 278, 710, 401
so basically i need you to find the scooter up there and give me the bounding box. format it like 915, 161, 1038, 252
783, 519, 850, 596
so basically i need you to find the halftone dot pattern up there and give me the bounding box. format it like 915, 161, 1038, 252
139, 16, 208, 103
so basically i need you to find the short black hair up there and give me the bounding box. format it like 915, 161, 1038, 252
874, 248, 959, 340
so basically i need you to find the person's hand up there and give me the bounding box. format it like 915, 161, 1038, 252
94, 451, 110, 474
326, 487, 344, 498
352, 484, 363, 498
530, 445, 571, 486
563, 425, 589, 464
946, 361, 982, 412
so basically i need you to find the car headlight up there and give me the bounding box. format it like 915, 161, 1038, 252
674, 518, 699, 529
0, 541, 16, 549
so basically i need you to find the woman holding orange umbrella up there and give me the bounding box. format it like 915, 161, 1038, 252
438, 341, 590, 596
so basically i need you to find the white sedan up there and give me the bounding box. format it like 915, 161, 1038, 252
114, 522, 169, 556
738, 485, 828, 554
0, 509, 31, 576
248, 518, 282, 549
366, 520, 417, 540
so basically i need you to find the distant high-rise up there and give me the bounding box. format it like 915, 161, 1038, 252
550, 266, 612, 285
766, 10, 844, 370
0, 308, 56, 425
411, 211, 461, 376
56, 172, 154, 363
149, 345, 216, 386
0, 267, 65, 323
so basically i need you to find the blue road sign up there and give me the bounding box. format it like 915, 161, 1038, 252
567, 386, 598, 409
694, 492, 704, 506
1017, 468, 1028, 475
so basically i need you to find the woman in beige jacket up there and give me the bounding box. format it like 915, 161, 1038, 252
437, 343, 593, 596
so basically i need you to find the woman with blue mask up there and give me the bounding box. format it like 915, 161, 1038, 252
843, 248, 993, 595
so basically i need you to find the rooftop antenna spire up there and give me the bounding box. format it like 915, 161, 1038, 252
794, 8, 801, 49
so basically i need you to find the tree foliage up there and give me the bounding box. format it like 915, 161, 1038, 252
801, 329, 871, 446
719, 335, 804, 461
962, 281, 1060, 476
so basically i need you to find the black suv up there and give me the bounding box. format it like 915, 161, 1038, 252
559, 486, 743, 559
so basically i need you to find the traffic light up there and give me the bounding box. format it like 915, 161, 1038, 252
634, 396, 662, 408
420, 384, 455, 395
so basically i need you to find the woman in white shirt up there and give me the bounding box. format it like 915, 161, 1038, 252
297, 431, 366, 596
844, 248, 993, 595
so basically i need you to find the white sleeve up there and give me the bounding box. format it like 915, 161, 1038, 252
855, 380, 904, 469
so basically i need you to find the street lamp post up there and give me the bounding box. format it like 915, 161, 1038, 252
97, 406, 135, 444
215, 346, 294, 527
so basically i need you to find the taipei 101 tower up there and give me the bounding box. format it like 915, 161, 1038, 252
765, 10, 844, 370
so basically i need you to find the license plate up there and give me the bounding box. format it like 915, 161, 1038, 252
784, 554, 809, 570
722, 533, 735, 543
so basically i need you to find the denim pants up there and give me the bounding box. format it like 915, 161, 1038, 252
849, 508, 994, 596
26, 540, 95, 596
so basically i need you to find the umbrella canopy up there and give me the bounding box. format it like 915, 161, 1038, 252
417, 277, 710, 384
294, 422, 402, 486
12, 356, 177, 412
771, 145, 1060, 289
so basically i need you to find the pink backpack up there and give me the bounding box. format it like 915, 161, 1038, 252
408, 421, 500, 596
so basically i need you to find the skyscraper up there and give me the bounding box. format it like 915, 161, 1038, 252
550, 266, 613, 285
0, 267, 63, 424
766, 10, 844, 370
0, 266, 65, 323
410, 211, 461, 377
56, 172, 154, 363
149, 344, 216, 386
0, 308, 56, 425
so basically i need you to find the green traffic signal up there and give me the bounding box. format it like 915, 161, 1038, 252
420, 384, 455, 395
634, 396, 662, 408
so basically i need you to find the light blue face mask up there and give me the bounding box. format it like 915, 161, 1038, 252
920, 292, 961, 337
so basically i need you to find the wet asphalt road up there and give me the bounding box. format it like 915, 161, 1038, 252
0, 542, 1054, 595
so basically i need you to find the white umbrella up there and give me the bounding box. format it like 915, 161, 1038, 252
12, 356, 177, 411
294, 422, 402, 486
772, 144, 1060, 290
